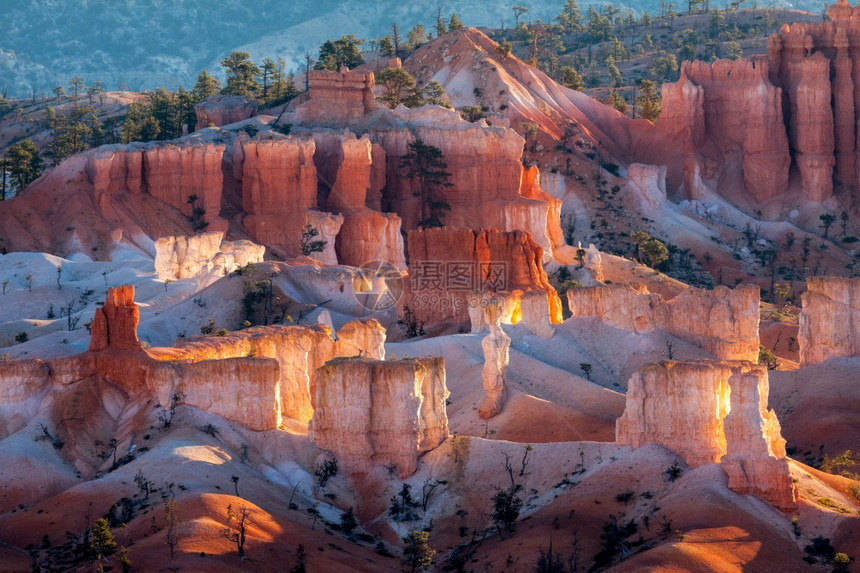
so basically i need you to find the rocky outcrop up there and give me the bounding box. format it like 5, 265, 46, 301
617, 360, 797, 510
82, 142, 226, 230
309, 357, 449, 478
1, 286, 393, 435
235, 136, 342, 262
798, 277, 860, 366
567, 283, 760, 362
292, 68, 379, 125
143, 143, 225, 227
659, 59, 790, 204
174, 320, 386, 423
404, 227, 562, 335
194, 95, 257, 128
368, 106, 561, 261
661, 4, 860, 206
154, 231, 265, 280
312, 131, 405, 268
90, 285, 143, 352
478, 302, 510, 419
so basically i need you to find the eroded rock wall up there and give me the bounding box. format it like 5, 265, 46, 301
799, 276, 860, 365
567, 283, 760, 362
308, 357, 449, 477
659, 59, 790, 203
368, 107, 560, 260
662, 2, 860, 206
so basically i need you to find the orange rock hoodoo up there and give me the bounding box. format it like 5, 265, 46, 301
798, 276, 860, 365
403, 227, 563, 334
308, 357, 449, 478
617, 360, 797, 511
662, 1, 860, 207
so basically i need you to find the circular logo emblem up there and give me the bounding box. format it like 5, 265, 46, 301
354, 260, 405, 312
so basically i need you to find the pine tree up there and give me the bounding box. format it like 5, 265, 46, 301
5, 139, 42, 190
314, 35, 365, 71
379, 36, 396, 57
220, 51, 261, 97
90, 517, 117, 562
449, 13, 464, 30
557, 0, 583, 31
192, 70, 221, 100
400, 139, 453, 228
636, 79, 661, 122
608, 89, 628, 114
376, 68, 417, 108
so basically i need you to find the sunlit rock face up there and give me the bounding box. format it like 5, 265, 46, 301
173, 319, 386, 424
617, 360, 797, 510
567, 283, 760, 362
478, 302, 510, 420
154, 231, 265, 280
308, 356, 449, 478
1, 287, 389, 438
799, 276, 860, 366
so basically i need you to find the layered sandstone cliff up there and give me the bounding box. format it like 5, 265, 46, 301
403, 227, 562, 335
309, 357, 449, 478
1, 287, 392, 437
292, 68, 379, 125
311, 131, 405, 268
83, 142, 227, 230
567, 283, 760, 362
617, 360, 797, 510
659, 59, 790, 203
662, 3, 860, 206
367, 106, 563, 261
799, 276, 860, 365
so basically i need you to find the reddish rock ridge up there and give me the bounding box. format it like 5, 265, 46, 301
312, 131, 405, 268
617, 360, 797, 510
309, 357, 449, 478
292, 68, 379, 125
367, 106, 563, 260
659, 58, 790, 203
567, 283, 760, 362
798, 276, 860, 365
403, 227, 563, 333
662, 2, 860, 206
84, 142, 227, 230
194, 95, 257, 128
234, 135, 342, 262
172, 319, 386, 423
